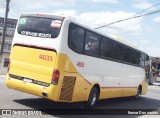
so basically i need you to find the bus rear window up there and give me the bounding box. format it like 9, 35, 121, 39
17, 17, 62, 38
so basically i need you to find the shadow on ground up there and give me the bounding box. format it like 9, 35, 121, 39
13, 96, 160, 117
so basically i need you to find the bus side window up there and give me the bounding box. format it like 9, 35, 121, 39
139, 53, 145, 67
100, 37, 114, 59
129, 50, 139, 66
68, 24, 85, 53
112, 43, 124, 61
145, 55, 150, 80
124, 47, 131, 63
85, 31, 100, 56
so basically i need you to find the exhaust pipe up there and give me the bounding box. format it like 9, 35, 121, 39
42, 91, 48, 97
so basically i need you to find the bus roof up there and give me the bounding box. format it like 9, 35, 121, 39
20, 13, 67, 21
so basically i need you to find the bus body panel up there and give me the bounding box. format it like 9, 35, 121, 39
9, 45, 56, 83
141, 80, 148, 95
67, 47, 145, 88
67, 48, 146, 99
6, 53, 93, 102
55, 53, 92, 102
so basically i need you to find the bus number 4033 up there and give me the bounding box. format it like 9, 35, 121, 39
39, 54, 52, 61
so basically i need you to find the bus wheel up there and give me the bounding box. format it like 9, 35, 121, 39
86, 87, 99, 108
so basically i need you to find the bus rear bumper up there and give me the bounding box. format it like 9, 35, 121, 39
5, 74, 59, 102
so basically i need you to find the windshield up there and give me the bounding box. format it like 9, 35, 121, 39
17, 16, 62, 38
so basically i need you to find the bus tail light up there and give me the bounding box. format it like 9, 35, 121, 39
51, 69, 60, 85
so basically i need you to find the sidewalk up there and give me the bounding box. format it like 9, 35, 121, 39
152, 82, 160, 86
148, 82, 160, 87
0, 75, 6, 78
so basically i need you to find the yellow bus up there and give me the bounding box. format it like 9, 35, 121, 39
6, 13, 150, 107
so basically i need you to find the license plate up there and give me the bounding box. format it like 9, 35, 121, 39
23, 78, 32, 83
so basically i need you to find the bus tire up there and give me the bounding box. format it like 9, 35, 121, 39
85, 86, 99, 108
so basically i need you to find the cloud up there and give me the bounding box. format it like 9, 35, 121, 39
0, 9, 4, 16
153, 16, 160, 22
52, 10, 142, 33
5, 0, 77, 18
76, 11, 142, 33
0, 2, 5, 17
69, 10, 152, 55
52, 10, 77, 17
91, 0, 119, 4
142, 44, 160, 56
0, 1, 158, 57
59, 10, 155, 56
134, 1, 153, 9
53, 10, 145, 51
52, 10, 143, 43
10, 0, 76, 11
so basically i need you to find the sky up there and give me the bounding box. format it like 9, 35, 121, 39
0, 0, 160, 57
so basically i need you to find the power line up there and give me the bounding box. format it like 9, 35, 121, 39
134, 2, 160, 16
93, 2, 160, 29
95, 9, 160, 29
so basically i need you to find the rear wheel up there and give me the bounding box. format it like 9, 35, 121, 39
86, 87, 99, 108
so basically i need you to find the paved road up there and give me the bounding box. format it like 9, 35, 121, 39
0, 75, 160, 118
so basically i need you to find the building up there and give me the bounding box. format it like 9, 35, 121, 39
150, 57, 160, 71
0, 17, 17, 74
149, 56, 160, 84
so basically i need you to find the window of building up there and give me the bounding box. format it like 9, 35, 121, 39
0, 21, 3, 27
3, 41, 12, 52
6, 29, 15, 37
3, 58, 9, 67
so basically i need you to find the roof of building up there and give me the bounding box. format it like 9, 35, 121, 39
0, 17, 18, 23
150, 56, 160, 63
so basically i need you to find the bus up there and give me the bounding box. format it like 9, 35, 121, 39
6, 13, 150, 108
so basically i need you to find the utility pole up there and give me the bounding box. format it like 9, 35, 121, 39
0, 0, 11, 55
0, 0, 10, 72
